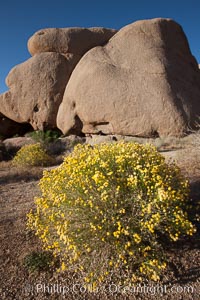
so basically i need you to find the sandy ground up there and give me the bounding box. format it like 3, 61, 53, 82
0, 159, 199, 300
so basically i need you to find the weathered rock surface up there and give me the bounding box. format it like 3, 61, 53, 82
47, 135, 85, 155
85, 134, 118, 145
3, 137, 35, 157
0, 27, 117, 132
28, 27, 117, 56
0, 141, 7, 161
57, 18, 200, 137
0, 52, 73, 130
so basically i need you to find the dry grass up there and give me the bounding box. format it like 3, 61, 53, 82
173, 132, 200, 179
0, 161, 44, 185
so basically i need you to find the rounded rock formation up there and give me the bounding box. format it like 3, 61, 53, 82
0, 26, 117, 131
57, 18, 200, 137
0, 52, 73, 130
28, 27, 117, 56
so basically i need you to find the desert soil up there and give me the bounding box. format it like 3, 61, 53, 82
0, 159, 200, 300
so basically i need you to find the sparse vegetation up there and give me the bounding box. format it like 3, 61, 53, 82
27, 142, 196, 286
12, 143, 55, 167
0, 138, 199, 299
23, 251, 53, 272
27, 130, 62, 147
173, 131, 200, 177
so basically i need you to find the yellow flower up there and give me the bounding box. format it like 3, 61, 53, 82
133, 233, 141, 244
26, 141, 194, 285
61, 262, 66, 271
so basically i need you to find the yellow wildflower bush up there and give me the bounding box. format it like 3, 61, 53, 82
27, 142, 196, 284
13, 143, 55, 167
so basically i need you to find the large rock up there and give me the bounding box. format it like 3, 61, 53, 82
0, 52, 74, 130
57, 18, 200, 137
46, 135, 85, 155
0, 142, 7, 161
28, 27, 117, 56
3, 137, 35, 157
0, 27, 117, 131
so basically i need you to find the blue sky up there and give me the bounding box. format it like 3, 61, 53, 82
0, 0, 199, 94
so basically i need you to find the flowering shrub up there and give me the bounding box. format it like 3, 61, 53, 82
12, 143, 55, 167
27, 142, 196, 284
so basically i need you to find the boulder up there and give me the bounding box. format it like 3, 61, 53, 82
28, 27, 117, 56
0, 113, 32, 138
0, 141, 7, 161
84, 134, 153, 146
85, 134, 117, 145
57, 18, 200, 137
46, 135, 85, 155
3, 137, 35, 157
0, 27, 117, 131
0, 52, 74, 130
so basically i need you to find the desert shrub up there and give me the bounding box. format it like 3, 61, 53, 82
24, 251, 53, 272
27, 142, 196, 285
27, 130, 62, 146
12, 143, 55, 167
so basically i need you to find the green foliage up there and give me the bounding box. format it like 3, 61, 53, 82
27, 142, 196, 285
12, 143, 55, 167
23, 251, 53, 272
27, 130, 62, 146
